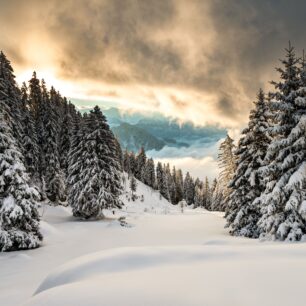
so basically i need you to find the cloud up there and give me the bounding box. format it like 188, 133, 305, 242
1, 0, 306, 128
147, 138, 223, 181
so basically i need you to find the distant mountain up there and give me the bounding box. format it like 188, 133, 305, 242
112, 122, 165, 152
77, 106, 227, 153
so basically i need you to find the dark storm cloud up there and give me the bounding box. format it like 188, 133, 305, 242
1, 0, 306, 125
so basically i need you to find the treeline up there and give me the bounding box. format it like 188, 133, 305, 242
122, 148, 218, 209
0, 51, 122, 251
224, 44, 306, 241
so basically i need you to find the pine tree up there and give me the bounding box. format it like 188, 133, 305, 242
156, 162, 163, 192
211, 179, 224, 211
0, 54, 42, 251
40, 81, 65, 203
129, 151, 137, 177
175, 168, 184, 204
0, 52, 23, 147
217, 135, 236, 211
130, 175, 137, 201
20, 82, 40, 178
135, 147, 146, 181
70, 106, 122, 219
256, 44, 306, 241
144, 158, 156, 188
194, 185, 204, 208
59, 99, 73, 174
28, 71, 42, 120
123, 149, 131, 175
183, 172, 194, 205
225, 89, 271, 238
203, 177, 211, 209
67, 112, 85, 208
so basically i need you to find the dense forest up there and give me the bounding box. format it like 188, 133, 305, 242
0, 51, 215, 251
1, 42, 306, 253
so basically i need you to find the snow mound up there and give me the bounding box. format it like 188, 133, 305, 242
25, 243, 306, 306
34, 245, 235, 296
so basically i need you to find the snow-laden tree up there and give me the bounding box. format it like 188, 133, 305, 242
129, 175, 137, 201
135, 147, 146, 182
20, 82, 40, 178
156, 162, 163, 192
0, 59, 42, 251
70, 106, 122, 219
216, 135, 236, 211
183, 172, 194, 205
203, 177, 211, 209
256, 44, 306, 241
194, 185, 204, 208
175, 168, 184, 204
144, 158, 155, 188
0, 52, 24, 148
211, 179, 224, 211
225, 89, 271, 238
59, 99, 73, 174
67, 112, 85, 208
40, 81, 65, 203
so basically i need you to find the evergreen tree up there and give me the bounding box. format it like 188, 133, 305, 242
0, 55, 42, 251
183, 172, 194, 205
156, 162, 163, 192
59, 99, 73, 174
203, 177, 211, 209
211, 179, 224, 211
135, 147, 146, 181
130, 175, 137, 201
0, 52, 23, 147
40, 81, 65, 203
123, 149, 131, 175
70, 106, 122, 219
144, 158, 156, 188
256, 44, 306, 241
217, 135, 236, 211
194, 185, 204, 208
175, 168, 184, 204
20, 82, 39, 177
28, 71, 42, 120
225, 89, 271, 238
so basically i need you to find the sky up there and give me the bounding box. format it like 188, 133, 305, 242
1, 0, 306, 180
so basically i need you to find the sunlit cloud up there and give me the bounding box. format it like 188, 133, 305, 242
2, 0, 306, 130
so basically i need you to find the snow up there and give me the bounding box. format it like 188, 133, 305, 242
1, 178, 306, 305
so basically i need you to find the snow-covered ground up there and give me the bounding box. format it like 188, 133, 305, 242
1, 179, 306, 306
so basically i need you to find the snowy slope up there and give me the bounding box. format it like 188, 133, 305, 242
1, 177, 306, 306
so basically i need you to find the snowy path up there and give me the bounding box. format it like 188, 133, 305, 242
1, 184, 306, 305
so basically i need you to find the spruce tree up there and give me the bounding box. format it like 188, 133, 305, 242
217, 135, 236, 211
59, 99, 73, 174
194, 185, 204, 208
135, 147, 146, 181
256, 44, 306, 241
70, 106, 122, 219
183, 172, 194, 205
0, 54, 42, 251
225, 89, 271, 238
175, 168, 184, 204
20, 82, 39, 178
40, 81, 65, 203
203, 177, 211, 209
156, 162, 163, 192
130, 175, 137, 201
144, 158, 156, 188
